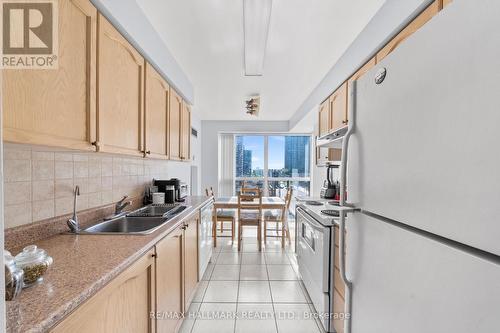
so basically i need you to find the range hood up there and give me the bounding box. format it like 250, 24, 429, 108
316, 125, 348, 149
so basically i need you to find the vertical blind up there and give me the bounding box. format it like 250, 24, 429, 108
218, 134, 234, 196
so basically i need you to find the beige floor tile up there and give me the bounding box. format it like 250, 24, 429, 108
211, 265, 240, 281
191, 303, 236, 333
216, 252, 242, 265
241, 253, 266, 265
235, 303, 277, 333
274, 303, 321, 333
265, 252, 291, 265
204, 281, 239, 303
267, 265, 298, 281
192, 281, 209, 302
270, 281, 307, 303
240, 265, 268, 281
238, 281, 272, 303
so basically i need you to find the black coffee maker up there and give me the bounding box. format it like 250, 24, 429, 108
320, 163, 339, 199
154, 178, 185, 202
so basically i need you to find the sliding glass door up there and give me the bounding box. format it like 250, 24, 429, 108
234, 134, 311, 197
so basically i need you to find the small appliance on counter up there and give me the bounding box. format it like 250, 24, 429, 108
154, 178, 188, 202
320, 163, 339, 200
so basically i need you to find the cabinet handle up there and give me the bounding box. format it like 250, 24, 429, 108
151, 253, 157, 258
141, 150, 151, 158
342, 120, 348, 124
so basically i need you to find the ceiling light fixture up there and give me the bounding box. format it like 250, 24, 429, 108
245, 95, 260, 116
243, 0, 273, 76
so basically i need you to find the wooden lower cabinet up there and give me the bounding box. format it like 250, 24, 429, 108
2, 0, 97, 151
52, 249, 156, 333
183, 213, 199, 307
156, 226, 184, 333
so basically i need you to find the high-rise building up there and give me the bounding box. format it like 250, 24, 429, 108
236, 137, 253, 176
284, 136, 310, 177
243, 149, 252, 176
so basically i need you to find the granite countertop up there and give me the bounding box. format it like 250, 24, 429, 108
6, 196, 212, 333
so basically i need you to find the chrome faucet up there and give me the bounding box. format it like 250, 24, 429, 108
67, 185, 80, 233
115, 195, 132, 215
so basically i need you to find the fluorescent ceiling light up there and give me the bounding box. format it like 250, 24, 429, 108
243, 0, 273, 76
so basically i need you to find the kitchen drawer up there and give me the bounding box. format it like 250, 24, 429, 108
334, 267, 345, 298
333, 289, 345, 333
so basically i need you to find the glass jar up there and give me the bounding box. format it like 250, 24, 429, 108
14, 245, 53, 287
4, 250, 24, 300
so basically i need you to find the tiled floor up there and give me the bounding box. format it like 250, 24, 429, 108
179, 224, 323, 333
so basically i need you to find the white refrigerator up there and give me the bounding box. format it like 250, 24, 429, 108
339, 1, 500, 332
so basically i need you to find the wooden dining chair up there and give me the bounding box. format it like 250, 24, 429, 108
206, 187, 236, 242
237, 189, 263, 251
263, 187, 293, 248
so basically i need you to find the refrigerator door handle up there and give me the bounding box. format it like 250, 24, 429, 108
340, 80, 356, 208
339, 211, 353, 333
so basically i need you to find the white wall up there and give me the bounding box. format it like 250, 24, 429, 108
201, 121, 289, 194
289, 0, 434, 129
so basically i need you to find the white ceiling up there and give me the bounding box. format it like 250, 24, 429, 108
137, 0, 386, 121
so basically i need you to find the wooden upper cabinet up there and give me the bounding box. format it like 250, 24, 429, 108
318, 99, 330, 136
184, 213, 198, 307
347, 57, 376, 89
329, 82, 348, 131
97, 14, 144, 156
156, 226, 183, 333
52, 249, 156, 333
442, 0, 452, 7
180, 103, 191, 161
376, 1, 440, 63
2, 0, 97, 150
169, 88, 182, 160
145, 63, 169, 159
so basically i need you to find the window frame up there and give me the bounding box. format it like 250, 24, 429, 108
233, 133, 312, 196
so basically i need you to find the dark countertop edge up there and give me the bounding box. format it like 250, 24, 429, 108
35, 196, 213, 333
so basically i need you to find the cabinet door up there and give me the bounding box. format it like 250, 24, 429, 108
376, 1, 440, 62
156, 226, 183, 333
347, 57, 376, 88
145, 63, 169, 159
180, 102, 191, 161
2, 0, 97, 151
97, 14, 144, 157
52, 249, 156, 333
318, 99, 330, 136
184, 213, 199, 307
442, 0, 452, 7
169, 88, 182, 160
329, 82, 348, 131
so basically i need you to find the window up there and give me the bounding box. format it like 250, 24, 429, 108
234, 135, 311, 198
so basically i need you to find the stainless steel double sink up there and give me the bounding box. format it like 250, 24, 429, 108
79, 205, 189, 235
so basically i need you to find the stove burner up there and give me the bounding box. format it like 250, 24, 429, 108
321, 209, 340, 217
305, 201, 323, 206
328, 201, 340, 206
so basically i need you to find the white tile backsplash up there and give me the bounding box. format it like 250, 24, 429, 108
3, 144, 171, 228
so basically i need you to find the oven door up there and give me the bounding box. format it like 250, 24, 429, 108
296, 207, 332, 326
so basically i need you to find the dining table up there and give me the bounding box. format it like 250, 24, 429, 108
212, 196, 286, 247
